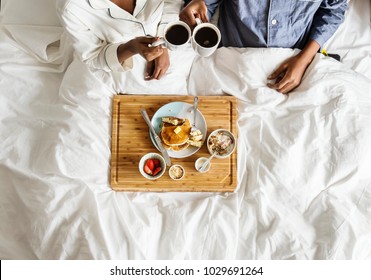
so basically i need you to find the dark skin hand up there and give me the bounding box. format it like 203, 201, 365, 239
117, 36, 163, 63
267, 40, 320, 94
117, 36, 170, 80
145, 48, 170, 80
179, 0, 209, 28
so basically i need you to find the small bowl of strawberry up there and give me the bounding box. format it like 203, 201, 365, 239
139, 153, 166, 180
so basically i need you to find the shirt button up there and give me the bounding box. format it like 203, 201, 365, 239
271, 19, 277, 25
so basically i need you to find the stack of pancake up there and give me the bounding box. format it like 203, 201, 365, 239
160, 117, 203, 151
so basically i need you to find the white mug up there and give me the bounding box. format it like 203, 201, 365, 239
150, 21, 191, 51
192, 18, 221, 57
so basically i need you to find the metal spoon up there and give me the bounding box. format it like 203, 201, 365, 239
198, 151, 217, 172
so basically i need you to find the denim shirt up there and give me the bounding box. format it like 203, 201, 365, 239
204, 0, 348, 49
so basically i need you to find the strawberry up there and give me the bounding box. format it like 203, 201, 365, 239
152, 159, 161, 168
152, 167, 162, 176
144, 165, 153, 175
145, 159, 155, 171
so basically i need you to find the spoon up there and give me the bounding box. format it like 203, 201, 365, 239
198, 151, 217, 172
198, 137, 232, 172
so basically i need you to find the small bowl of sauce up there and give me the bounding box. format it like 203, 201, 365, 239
169, 164, 185, 180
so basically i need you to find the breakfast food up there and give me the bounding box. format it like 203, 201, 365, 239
208, 131, 234, 156
160, 116, 204, 151
161, 118, 191, 146
161, 116, 185, 126
169, 165, 185, 180
143, 158, 162, 176
190, 129, 203, 140
188, 129, 203, 147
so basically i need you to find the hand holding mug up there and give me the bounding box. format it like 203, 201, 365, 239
179, 0, 209, 28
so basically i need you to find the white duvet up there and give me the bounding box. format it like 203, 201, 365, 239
0, 0, 371, 259
189, 47, 371, 259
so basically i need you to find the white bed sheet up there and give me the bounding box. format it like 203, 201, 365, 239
324, 0, 371, 79
0, 0, 371, 260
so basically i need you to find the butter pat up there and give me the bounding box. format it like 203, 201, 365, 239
174, 126, 182, 134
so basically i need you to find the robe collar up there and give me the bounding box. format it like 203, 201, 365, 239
88, 0, 147, 19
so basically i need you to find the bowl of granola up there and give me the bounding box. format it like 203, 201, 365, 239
206, 129, 236, 159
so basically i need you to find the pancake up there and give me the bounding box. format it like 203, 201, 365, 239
160, 119, 191, 146
162, 142, 190, 151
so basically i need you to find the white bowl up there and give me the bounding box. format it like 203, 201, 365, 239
168, 164, 185, 180
139, 153, 166, 180
206, 129, 236, 159
195, 157, 211, 173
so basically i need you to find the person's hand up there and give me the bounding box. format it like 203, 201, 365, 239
179, 0, 208, 28
267, 39, 320, 94
129, 37, 164, 61
145, 48, 170, 80
267, 53, 312, 94
117, 36, 163, 64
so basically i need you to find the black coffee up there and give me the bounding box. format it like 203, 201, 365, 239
165, 25, 189, 45
195, 27, 218, 48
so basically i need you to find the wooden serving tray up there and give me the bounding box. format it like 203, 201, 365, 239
110, 95, 237, 192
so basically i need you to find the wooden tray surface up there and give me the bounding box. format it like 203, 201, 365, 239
110, 95, 237, 192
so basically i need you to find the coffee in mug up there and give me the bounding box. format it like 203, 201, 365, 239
194, 27, 219, 48
150, 21, 191, 51
165, 24, 190, 46
192, 19, 221, 57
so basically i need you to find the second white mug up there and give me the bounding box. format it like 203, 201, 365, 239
192, 18, 221, 57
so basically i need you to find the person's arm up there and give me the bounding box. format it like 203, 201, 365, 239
117, 37, 164, 65
58, 4, 163, 73
144, 0, 181, 80
179, 0, 221, 27
204, 0, 222, 20
267, 40, 320, 94
309, 0, 348, 47
267, 0, 348, 94
59, 8, 124, 72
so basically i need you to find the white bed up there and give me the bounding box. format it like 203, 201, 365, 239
0, 0, 371, 259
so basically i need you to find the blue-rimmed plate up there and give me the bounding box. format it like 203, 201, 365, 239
150, 101, 207, 158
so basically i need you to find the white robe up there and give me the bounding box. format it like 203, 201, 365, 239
57, 0, 181, 73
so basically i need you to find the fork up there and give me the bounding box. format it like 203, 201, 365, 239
191, 96, 199, 133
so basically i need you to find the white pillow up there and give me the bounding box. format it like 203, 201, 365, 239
0, 0, 61, 26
